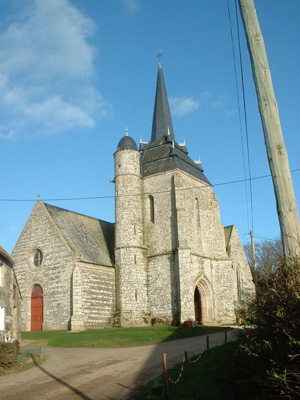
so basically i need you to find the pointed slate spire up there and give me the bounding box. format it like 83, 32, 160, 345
151, 63, 175, 144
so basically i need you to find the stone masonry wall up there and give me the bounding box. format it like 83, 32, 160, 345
81, 263, 115, 328
0, 261, 17, 339
12, 201, 75, 331
71, 262, 115, 330
143, 169, 237, 325
143, 172, 178, 323
147, 253, 179, 324
228, 225, 255, 303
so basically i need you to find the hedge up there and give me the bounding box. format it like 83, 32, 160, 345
0, 341, 20, 371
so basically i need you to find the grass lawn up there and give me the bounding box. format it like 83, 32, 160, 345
138, 342, 260, 400
21, 326, 228, 348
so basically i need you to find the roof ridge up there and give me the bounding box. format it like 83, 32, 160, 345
43, 202, 114, 225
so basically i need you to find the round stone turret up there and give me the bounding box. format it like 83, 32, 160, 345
114, 132, 148, 326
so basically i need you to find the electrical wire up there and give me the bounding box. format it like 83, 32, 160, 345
227, 0, 250, 233
234, 0, 255, 233
0, 168, 299, 203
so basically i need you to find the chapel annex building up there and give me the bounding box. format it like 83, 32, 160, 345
12, 64, 254, 331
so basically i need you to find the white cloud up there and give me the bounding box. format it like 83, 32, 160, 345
121, 0, 138, 13
199, 91, 236, 119
210, 95, 229, 110
0, 0, 111, 139
169, 96, 200, 117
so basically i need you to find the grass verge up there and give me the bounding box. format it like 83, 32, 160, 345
138, 342, 261, 400
0, 354, 44, 376
21, 326, 228, 348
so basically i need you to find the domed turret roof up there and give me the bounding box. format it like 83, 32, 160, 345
116, 135, 138, 152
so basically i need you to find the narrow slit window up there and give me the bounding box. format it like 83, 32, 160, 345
149, 195, 154, 223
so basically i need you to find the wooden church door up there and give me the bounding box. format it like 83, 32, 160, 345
31, 285, 43, 331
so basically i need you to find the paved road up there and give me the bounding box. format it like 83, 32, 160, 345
0, 331, 235, 400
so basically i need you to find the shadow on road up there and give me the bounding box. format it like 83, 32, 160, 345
32, 355, 93, 400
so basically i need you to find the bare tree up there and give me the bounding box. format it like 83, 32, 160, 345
244, 238, 284, 279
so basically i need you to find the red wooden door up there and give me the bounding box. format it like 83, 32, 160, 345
31, 285, 43, 331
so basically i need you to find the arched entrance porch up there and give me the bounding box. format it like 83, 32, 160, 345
194, 278, 213, 325
31, 284, 43, 331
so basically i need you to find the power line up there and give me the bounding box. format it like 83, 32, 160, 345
234, 0, 255, 233
227, 0, 250, 233
254, 236, 279, 242
1, 168, 299, 203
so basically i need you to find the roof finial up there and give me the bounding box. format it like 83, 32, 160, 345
38, 194, 41, 201
125, 126, 128, 136
156, 49, 163, 64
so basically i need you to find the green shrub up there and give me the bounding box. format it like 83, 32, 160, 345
237, 262, 300, 398
0, 341, 20, 371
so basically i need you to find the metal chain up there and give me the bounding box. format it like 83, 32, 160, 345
189, 349, 204, 364
168, 357, 185, 385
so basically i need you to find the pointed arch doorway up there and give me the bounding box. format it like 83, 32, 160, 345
194, 278, 213, 325
194, 287, 202, 323
31, 285, 43, 331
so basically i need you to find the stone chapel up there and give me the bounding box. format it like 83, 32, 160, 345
12, 64, 255, 331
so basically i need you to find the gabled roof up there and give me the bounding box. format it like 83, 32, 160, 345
43, 203, 114, 267
0, 245, 14, 265
140, 63, 211, 185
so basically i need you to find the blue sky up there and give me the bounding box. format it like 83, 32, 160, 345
1, 0, 299, 253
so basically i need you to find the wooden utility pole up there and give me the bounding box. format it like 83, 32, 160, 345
238, 0, 300, 260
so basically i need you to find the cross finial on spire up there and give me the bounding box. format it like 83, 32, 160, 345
156, 49, 163, 62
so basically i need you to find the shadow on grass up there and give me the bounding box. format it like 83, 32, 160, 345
124, 329, 236, 399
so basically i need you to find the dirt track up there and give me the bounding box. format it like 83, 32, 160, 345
0, 331, 235, 400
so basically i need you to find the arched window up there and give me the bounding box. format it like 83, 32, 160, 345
149, 195, 154, 223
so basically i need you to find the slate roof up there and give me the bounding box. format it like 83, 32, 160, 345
43, 203, 114, 267
150, 62, 175, 145
116, 135, 138, 152
140, 63, 211, 185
